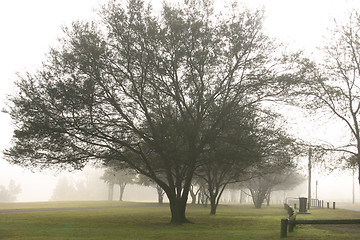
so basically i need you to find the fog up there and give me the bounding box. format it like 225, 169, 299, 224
0, 163, 357, 204
1, 0, 360, 204
0, 166, 160, 203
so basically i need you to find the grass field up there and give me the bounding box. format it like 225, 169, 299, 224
1, 201, 360, 239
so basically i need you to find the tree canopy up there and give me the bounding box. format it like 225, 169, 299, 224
195, 105, 296, 214
287, 10, 360, 185
5, 0, 296, 223
101, 167, 137, 201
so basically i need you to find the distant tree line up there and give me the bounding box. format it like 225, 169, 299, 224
50, 168, 108, 201
0, 180, 21, 202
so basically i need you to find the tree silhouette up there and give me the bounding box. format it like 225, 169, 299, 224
101, 168, 137, 201
5, 0, 295, 223
0, 180, 21, 202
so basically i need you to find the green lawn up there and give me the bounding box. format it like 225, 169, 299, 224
0, 202, 360, 239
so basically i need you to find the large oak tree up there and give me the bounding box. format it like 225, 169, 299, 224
5, 0, 293, 223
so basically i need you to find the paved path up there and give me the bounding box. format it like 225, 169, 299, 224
0, 205, 166, 214
338, 205, 360, 212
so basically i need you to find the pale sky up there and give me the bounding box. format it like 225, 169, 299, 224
0, 0, 360, 202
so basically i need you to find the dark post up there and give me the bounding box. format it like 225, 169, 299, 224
327, 202, 329, 208
333, 202, 336, 209
322, 200, 324, 208
308, 148, 312, 210
280, 219, 288, 238
289, 220, 294, 232
294, 203, 296, 209
299, 197, 307, 213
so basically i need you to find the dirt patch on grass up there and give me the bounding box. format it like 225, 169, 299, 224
314, 224, 360, 234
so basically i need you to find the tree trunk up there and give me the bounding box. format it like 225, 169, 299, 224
198, 187, 207, 206
358, 163, 360, 185
254, 198, 263, 209
266, 191, 271, 206
358, 164, 360, 201
108, 183, 114, 201
119, 184, 126, 201
166, 173, 194, 224
189, 186, 197, 204
209, 184, 227, 215
168, 197, 190, 224
156, 160, 195, 224
210, 195, 217, 215
356, 161, 360, 202
158, 193, 163, 204
239, 189, 243, 204
250, 189, 265, 209
191, 194, 196, 204
156, 185, 164, 204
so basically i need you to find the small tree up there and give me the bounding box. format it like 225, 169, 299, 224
195, 105, 262, 214
197, 183, 209, 206
246, 169, 301, 208
137, 174, 165, 204
101, 168, 136, 201
155, 185, 165, 204
0, 180, 21, 202
51, 176, 78, 201
189, 182, 201, 205
51, 169, 108, 201
269, 172, 306, 205
196, 107, 297, 214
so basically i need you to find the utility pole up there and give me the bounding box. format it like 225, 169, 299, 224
308, 147, 312, 209
353, 168, 355, 204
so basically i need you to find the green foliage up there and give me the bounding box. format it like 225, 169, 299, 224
195, 104, 297, 214
245, 169, 303, 209
4, 0, 298, 223
4, 0, 289, 173
101, 168, 137, 186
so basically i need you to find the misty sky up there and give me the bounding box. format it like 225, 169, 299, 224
0, 0, 360, 202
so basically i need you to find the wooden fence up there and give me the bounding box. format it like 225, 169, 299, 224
281, 204, 360, 238
286, 198, 336, 211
